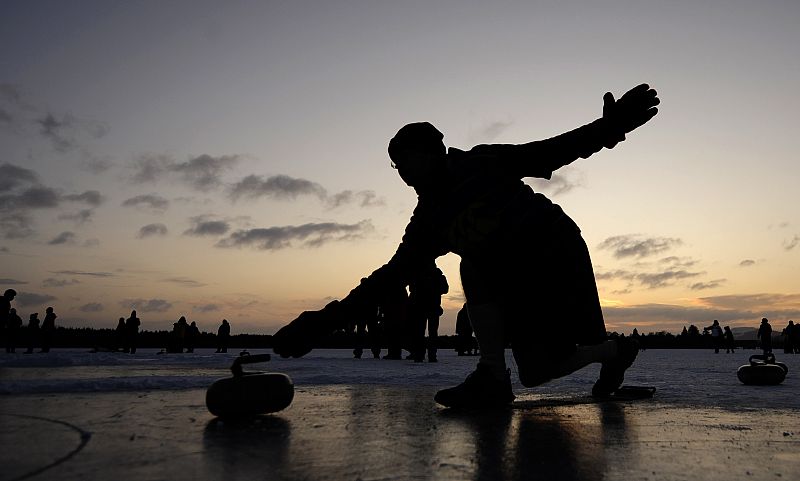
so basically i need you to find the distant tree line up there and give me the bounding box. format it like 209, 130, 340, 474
3, 323, 779, 351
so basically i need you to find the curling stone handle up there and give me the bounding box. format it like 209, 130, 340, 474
231, 353, 271, 376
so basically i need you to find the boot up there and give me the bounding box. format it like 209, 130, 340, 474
434, 365, 515, 408
591, 337, 640, 397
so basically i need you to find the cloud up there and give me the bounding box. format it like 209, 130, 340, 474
183, 216, 230, 236
51, 270, 114, 277
64, 190, 103, 206
194, 304, 219, 313
137, 223, 168, 238
35, 112, 109, 153
739, 259, 756, 267
42, 278, 80, 287
0, 163, 38, 192
119, 298, 173, 313
0, 278, 27, 285
163, 277, 206, 288
784, 235, 799, 251
0, 165, 107, 238
216, 220, 374, 250
0, 186, 60, 210
468, 120, 514, 143
121, 194, 169, 212
688, 279, 726, 291
597, 234, 683, 259
79, 302, 104, 312
131, 153, 240, 191
526, 168, 584, 197
326, 190, 385, 209
15, 291, 57, 307
172, 154, 239, 191
696, 293, 800, 312
229, 174, 327, 201
634, 270, 702, 289
595, 261, 705, 290
58, 209, 94, 225
48, 231, 77, 245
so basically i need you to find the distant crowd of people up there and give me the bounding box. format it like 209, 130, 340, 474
0, 288, 232, 354
344, 264, 450, 362
4, 286, 798, 359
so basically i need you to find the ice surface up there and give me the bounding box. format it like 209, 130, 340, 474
2, 348, 798, 411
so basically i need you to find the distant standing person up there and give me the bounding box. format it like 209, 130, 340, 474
6, 308, 22, 353
407, 264, 449, 362
126, 310, 141, 354
25, 313, 40, 354
723, 326, 736, 353
781, 320, 795, 354
40, 306, 57, 353
216, 319, 230, 353
1, 289, 17, 346
455, 303, 475, 356
757, 318, 772, 355
703, 320, 723, 354
791, 320, 800, 354
185, 321, 200, 353
115, 317, 126, 351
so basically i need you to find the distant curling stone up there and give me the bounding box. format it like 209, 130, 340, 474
736, 353, 788, 385
206, 353, 294, 417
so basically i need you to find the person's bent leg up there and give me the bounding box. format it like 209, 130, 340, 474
434, 302, 514, 408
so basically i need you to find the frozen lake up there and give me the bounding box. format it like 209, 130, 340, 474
2, 348, 798, 411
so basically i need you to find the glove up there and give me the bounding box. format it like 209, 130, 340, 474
602, 83, 660, 148
272, 301, 344, 358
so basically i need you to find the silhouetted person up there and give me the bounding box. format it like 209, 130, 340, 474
790, 320, 800, 354
272, 84, 660, 408
6, 308, 22, 353
185, 321, 200, 353
723, 326, 736, 353
703, 320, 723, 354
216, 319, 230, 353
40, 306, 57, 352
782, 320, 795, 354
1, 288, 16, 348
168, 316, 188, 353
378, 283, 409, 360
455, 303, 475, 356
407, 264, 449, 362
25, 313, 39, 354
115, 317, 126, 351
125, 310, 140, 354
757, 318, 772, 355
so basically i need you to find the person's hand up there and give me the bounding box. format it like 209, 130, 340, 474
602, 83, 660, 147
272, 301, 343, 358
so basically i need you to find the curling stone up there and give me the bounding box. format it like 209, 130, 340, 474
736, 353, 788, 385
206, 352, 294, 417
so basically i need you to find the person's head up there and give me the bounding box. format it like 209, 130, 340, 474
388, 122, 445, 189
46, 306, 53, 314
762, 317, 769, 324
191, 321, 196, 326
130, 310, 137, 317
30, 313, 38, 319
3, 288, 16, 299
713, 319, 719, 325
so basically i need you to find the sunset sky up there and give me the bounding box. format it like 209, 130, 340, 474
2, 1, 799, 335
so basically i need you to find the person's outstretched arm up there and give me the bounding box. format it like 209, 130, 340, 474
480, 84, 659, 178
